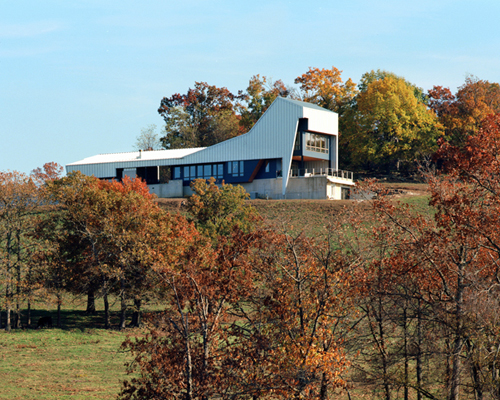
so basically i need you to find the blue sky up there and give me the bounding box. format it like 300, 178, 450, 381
2, 0, 500, 174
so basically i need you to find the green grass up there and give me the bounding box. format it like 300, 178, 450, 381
0, 327, 131, 400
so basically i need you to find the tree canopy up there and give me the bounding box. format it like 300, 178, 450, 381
158, 82, 243, 149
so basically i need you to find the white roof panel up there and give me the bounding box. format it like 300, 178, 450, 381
67, 148, 206, 166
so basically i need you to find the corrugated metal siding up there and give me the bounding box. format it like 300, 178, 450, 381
180, 98, 304, 194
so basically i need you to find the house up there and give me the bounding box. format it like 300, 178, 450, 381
66, 97, 354, 200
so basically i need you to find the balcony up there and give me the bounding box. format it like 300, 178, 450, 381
286, 168, 354, 181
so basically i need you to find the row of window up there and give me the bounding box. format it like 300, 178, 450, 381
172, 162, 244, 181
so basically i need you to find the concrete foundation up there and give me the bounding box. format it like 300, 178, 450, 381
147, 176, 354, 200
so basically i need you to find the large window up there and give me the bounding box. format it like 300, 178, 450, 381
305, 132, 329, 154
228, 161, 244, 177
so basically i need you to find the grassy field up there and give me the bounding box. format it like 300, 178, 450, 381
0, 327, 130, 400
1, 184, 432, 399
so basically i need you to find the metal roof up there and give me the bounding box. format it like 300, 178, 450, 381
67, 147, 205, 166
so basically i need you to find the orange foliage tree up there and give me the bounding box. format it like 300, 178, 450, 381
295, 66, 357, 116
354, 116, 500, 399
43, 172, 194, 328
428, 75, 500, 146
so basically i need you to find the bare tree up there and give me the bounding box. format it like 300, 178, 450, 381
134, 124, 162, 151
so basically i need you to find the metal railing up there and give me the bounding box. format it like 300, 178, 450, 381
285, 168, 353, 180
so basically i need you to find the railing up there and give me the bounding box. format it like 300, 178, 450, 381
284, 168, 353, 180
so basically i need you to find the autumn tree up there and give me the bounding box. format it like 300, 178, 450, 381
238, 74, 290, 131
186, 177, 260, 241
227, 230, 354, 399
44, 172, 177, 328
428, 74, 500, 147
351, 117, 500, 399
0, 170, 41, 331
294, 66, 357, 117
158, 82, 244, 149
344, 75, 442, 173
119, 219, 263, 399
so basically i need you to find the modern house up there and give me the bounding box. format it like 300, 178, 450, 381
66, 97, 354, 200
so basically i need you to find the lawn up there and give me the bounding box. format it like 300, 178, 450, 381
0, 327, 131, 400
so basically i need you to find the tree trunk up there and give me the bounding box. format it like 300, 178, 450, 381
185, 316, 193, 400
449, 259, 465, 400
5, 282, 11, 332
6, 303, 11, 332
416, 299, 423, 400
319, 372, 329, 400
119, 279, 127, 330
403, 306, 409, 400
103, 291, 110, 329
27, 299, 31, 328
131, 298, 142, 327
86, 288, 96, 315
57, 293, 62, 328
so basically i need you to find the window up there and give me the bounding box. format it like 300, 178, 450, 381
174, 167, 181, 179
227, 161, 245, 177
197, 165, 203, 178
204, 165, 212, 179
265, 162, 270, 173
217, 164, 223, 178
183, 166, 190, 180
190, 166, 196, 178
305, 132, 329, 154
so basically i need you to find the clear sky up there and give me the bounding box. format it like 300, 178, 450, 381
2, 0, 500, 174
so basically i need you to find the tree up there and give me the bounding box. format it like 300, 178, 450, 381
158, 82, 244, 149
294, 66, 357, 116
0, 170, 42, 331
134, 124, 162, 151
232, 230, 353, 399
119, 224, 266, 400
345, 75, 442, 172
358, 70, 427, 103
186, 177, 260, 241
428, 75, 500, 147
352, 118, 500, 399
44, 172, 183, 328
238, 75, 290, 131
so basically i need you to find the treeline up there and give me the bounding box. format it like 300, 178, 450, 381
2, 117, 500, 399
154, 68, 500, 174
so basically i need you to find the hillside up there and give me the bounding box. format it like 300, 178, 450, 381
155, 182, 430, 235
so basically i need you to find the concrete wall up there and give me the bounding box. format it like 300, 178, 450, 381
148, 177, 353, 200
148, 180, 184, 198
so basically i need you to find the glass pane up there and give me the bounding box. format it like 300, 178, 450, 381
204, 164, 211, 178
232, 161, 238, 175
198, 165, 203, 177
190, 166, 196, 178
218, 164, 223, 178
174, 167, 180, 179
240, 161, 244, 176
183, 166, 189, 180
